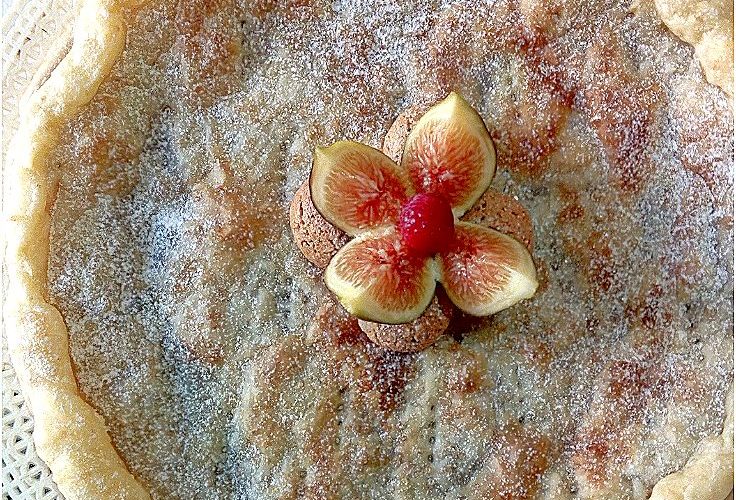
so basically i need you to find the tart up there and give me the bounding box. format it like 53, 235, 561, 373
5, 0, 733, 498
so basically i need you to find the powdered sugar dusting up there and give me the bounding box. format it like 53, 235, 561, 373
44, 0, 732, 497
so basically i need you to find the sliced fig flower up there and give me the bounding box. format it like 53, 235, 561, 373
438, 222, 537, 316
324, 227, 437, 324
311, 141, 413, 236
402, 92, 496, 216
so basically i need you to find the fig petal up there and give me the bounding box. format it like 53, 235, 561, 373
311, 141, 413, 236
324, 227, 437, 324
402, 93, 496, 216
438, 222, 537, 316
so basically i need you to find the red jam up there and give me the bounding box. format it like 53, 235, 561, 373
399, 193, 455, 256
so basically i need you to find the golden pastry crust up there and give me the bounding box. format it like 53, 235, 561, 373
652, 0, 734, 96
650, 389, 733, 500
5, 0, 149, 497
6, 0, 733, 498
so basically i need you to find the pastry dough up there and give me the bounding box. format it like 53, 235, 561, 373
6, 1, 150, 497
653, 0, 734, 96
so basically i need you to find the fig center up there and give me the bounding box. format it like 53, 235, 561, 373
399, 193, 455, 256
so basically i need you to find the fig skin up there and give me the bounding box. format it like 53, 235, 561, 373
289, 181, 349, 269
359, 294, 453, 352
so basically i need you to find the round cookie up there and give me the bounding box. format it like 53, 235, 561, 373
289, 181, 349, 269
462, 189, 535, 251
359, 295, 453, 352
381, 105, 424, 163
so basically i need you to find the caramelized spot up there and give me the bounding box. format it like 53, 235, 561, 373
669, 365, 705, 405
247, 0, 278, 18
625, 284, 672, 332
44, 180, 61, 215
321, 25, 393, 119
311, 296, 418, 416
83, 96, 146, 198
573, 357, 668, 485
167, 160, 277, 364
210, 188, 272, 250
517, 0, 564, 34
586, 231, 615, 295
607, 360, 648, 405
493, 85, 572, 177
193, 160, 278, 252
573, 427, 612, 484
361, 347, 417, 414
481, 12, 573, 177
169, 258, 227, 364
467, 422, 551, 499
446, 352, 485, 394
173, 312, 225, 364
557, 203, 584, 223
413, 6, 474, 102
586, 316, 600, 334
581, 29, 661, 193
672, 83, 733, 219
248, 0, 326, 23
176, 0, 244, 102
533, 260, 551, 294
518, 336, 553, 369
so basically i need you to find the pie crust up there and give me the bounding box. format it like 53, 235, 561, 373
7, 3, 151, 497
5, 0, 733, 498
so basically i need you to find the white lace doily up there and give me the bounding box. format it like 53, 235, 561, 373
2, 1, 72, 498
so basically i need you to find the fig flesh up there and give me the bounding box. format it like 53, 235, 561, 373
310, 141, 413, 236
324, 227, 437, 324
438, 222, 537, 316
402, 92, 496, 216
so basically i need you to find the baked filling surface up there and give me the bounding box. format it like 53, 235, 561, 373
38, 0, 733, 497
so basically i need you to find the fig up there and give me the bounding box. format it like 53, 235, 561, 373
402, 92, 496, 216
310, 141, 413, 236
438, 222, 537, 316
324, 227, 437, 324
310, 93, 536, 327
